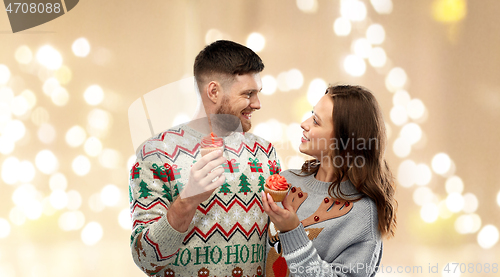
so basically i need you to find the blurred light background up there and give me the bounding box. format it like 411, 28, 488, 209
1, 0, 500, 276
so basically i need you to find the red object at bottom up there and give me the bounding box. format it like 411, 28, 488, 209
273, 256, 288, 277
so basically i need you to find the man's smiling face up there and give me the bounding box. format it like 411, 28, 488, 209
215, 73, 262, 132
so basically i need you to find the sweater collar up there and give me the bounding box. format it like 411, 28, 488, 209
294, 170, 362, 200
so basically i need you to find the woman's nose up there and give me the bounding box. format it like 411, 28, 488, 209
300, 117, 309, 131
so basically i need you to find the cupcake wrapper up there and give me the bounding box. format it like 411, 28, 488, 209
200, 146, 224, 157
264, 186, 289, 202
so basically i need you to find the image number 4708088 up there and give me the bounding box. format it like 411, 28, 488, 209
3, 0, 79, 33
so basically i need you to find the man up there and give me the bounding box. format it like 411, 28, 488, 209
129, 40, 281, 277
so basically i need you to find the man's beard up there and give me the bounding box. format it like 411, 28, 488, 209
214, 96, 251, 132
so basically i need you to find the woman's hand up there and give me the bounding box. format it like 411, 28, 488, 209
261, 191, 300, 233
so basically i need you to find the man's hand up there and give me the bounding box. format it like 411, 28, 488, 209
261, 191, 300, 233
167, 150, 226, 232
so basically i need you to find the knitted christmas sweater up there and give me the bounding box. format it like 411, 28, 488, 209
129, 123, 280, 277
266, 170, 382, 277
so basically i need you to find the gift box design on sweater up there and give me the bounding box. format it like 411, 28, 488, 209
248, 158, 263, 173
130, 162, 141, 180
223, 159, 240, 173
267, 160, 281, 175
151, 162, 181, 182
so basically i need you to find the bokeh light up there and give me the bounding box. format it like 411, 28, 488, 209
296, 0, 318, 13
50, 190, 68, 210
432, 153, 452, 175
10, 206, 26, 225
171, 113, 190, 127
446, 192, 464, 213
415, 163, 432, 186
389, 105, 408, 126
118, 208, 131, 230
84, 85, 104, 106
14, 45, 33, 64
3, 120, 26, 142
51, 87, 69, 106
340, 0, 367, 21
21, 89, 37, 109
42, 77, 60, 96
87, 108, 111, 136
99, 148, 122, 169
366, 24, 386, 45
286, 123, 303, 151
333, 17, 352, 36
432, 0, 467, 23
84, 136, 103, 157
307, 78, 327, 106
393, 137, 411, 158
397, 160, 417, 187
10, 95, 30, 116
59, 211, 85, 231
445, 176, 464, 194
18, 160, 36, 183
36, 45, 63, 70
1, 157, 21, 185
72, 38, 91, 57
352, 38, 372, 58
393, 90, 411, 107
261, 75, 277, 95
38, 123, 56, 144
286, 69, 304, 90
101, 184, 121, 207
497, 191, 500, 207
66, 190, 83, 211
386, 67, 408, 92
65, 125, 87, 147
344, 54, 366, 76
407, 99, 426, 120
0, 136, 14, 154
277, 71, 290, 92
462, 193, 478, 213
205, 29, 225, 45
0, 218, 11, 238
246, 32, 266, 53
400, 123, 422, 145
368, 47, 387, 67
31, 107, 50, 126
49, 173, 68, 191
287, 155, 305, 170
81, 222, 103, 246
477, 225, 499, 249
438, 201, 453, 219
0, 65, 11, 84
370, 0, 393, 14
253, 120, 283, 143
72, 155, 91, 176
420, 203, 439, 223
413, 187, 435, 206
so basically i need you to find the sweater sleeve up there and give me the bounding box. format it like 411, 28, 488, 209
279, 224, 381, 277
129, 155, 189, 276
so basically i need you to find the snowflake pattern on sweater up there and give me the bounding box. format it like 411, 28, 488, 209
129, 124, 279, 277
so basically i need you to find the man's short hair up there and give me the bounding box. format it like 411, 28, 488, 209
194, 40, 264, 88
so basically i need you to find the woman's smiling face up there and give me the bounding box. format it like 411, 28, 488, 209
299, 95, 334, 159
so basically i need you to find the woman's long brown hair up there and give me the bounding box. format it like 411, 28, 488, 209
300, 85, 397, 238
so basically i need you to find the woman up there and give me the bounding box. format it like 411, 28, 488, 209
262, 85, 397, 277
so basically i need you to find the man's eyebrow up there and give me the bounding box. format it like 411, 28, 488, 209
242, 89, 260, 93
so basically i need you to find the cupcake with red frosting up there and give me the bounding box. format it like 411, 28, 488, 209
200, 132, 224, 157
264, 174, 290, 202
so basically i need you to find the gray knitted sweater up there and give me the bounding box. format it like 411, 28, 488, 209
265, 170, 382, 277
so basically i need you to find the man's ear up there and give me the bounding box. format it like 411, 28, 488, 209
206, 81, 219, 104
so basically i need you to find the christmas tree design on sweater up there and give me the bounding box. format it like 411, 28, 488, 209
238, 174, 252, 195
